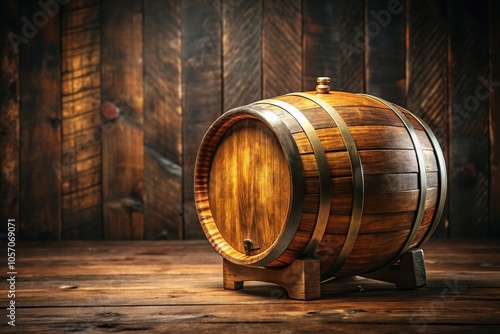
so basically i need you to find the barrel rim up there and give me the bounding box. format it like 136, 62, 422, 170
194, 105, 305, 266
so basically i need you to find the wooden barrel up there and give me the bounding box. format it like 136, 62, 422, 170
194, 87, 447, 280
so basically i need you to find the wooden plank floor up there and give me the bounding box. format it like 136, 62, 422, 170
1, 239, 499, 333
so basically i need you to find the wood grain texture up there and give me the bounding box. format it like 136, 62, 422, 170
449, 0, 489, 237
302, 0, 340, 90
262, 0, 302, 98
182, 0, 222, 239
0, 0, 19, 232
101, 0, 144, 240
0, 239, 498, 333
407, 0, 448, 238
301, 0, 369, 93
365, 0, 406, 105
209, 120, 291, 256
19, 2, 62, 240
60, 0, 102, 240
490, 0, 500, 236
340, 0, 365, 92
407, 0, 448, 159
3, 310, 499, 334
144, 0, 183, 240
223, 0, 262, 111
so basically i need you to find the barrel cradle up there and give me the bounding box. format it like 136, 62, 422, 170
194, 78, 447, 288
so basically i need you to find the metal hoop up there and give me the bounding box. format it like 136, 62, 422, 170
359, 94, 428, 258
255, 99, 331, 257
287, 93, 365, 279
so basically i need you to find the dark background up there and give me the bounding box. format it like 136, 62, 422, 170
0, 0, 498, 241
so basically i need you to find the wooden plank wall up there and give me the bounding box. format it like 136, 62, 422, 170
143, 0, 183, 240
406, 0, 449, 237
0, 0, 19, 235
60, 0, 102, 240
222, 0, 262, 111
262, 0, 302, 98
449, 0, 490, 237
365, 0, 406, 106
101, 0, 144, 240
489, 0, 500, 236
0, 0, 498, 240
181, 0, 222, 239
18, 1, 62, 240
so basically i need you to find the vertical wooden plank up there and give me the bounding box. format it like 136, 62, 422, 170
144, 0, 183, 240
60, 0, 102, 240
302, 0, 365, 93
302, 0, 340, 91
101, 0, 144, 240
407, 0, 448, 237
182, 0, 222, 239
489, 0, 500, 236
339, 0, 365, 93
449, 0, 489, 237
223, 0, 262, 111
19, 2, 62, 240
263, 0, 302, 98
0, 0, 19, 233
365, 0, 406, 105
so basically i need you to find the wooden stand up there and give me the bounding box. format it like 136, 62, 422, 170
361, 248, 427, 290
222, 248, 427, 300
223, 258, 321, 300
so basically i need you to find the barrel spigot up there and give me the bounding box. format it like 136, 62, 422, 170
243, 239, 260, 256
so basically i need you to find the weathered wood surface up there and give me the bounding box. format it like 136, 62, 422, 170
181, 0, 222, 239
449, 0, 490, 237
0, 0, 19, 232
222, 0, 262, 110
365, 0, 406, 106
60, 0, 102, 240
143, 0, 183, 240
19, 1, 62, 240
490, 0, 500, 236
101, 0, 144, 240
339, 0, 365, 93
302, 0, 340, 91
0, 239, 499, 333
406, 0, 449, 238
262, 0, 302, 98
302, 0, 365, 93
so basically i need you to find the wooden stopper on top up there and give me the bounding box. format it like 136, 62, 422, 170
316, 77, 331, 94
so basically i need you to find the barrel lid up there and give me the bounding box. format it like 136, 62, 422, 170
209, 119, 291, 261
195, 106, 304, 266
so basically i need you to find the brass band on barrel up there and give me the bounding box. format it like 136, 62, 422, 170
194, 105, 305, 266
400, 109, 447, 247
360, 94, 428, 258
287, 93, 365, 279
255, 99, 332, 257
